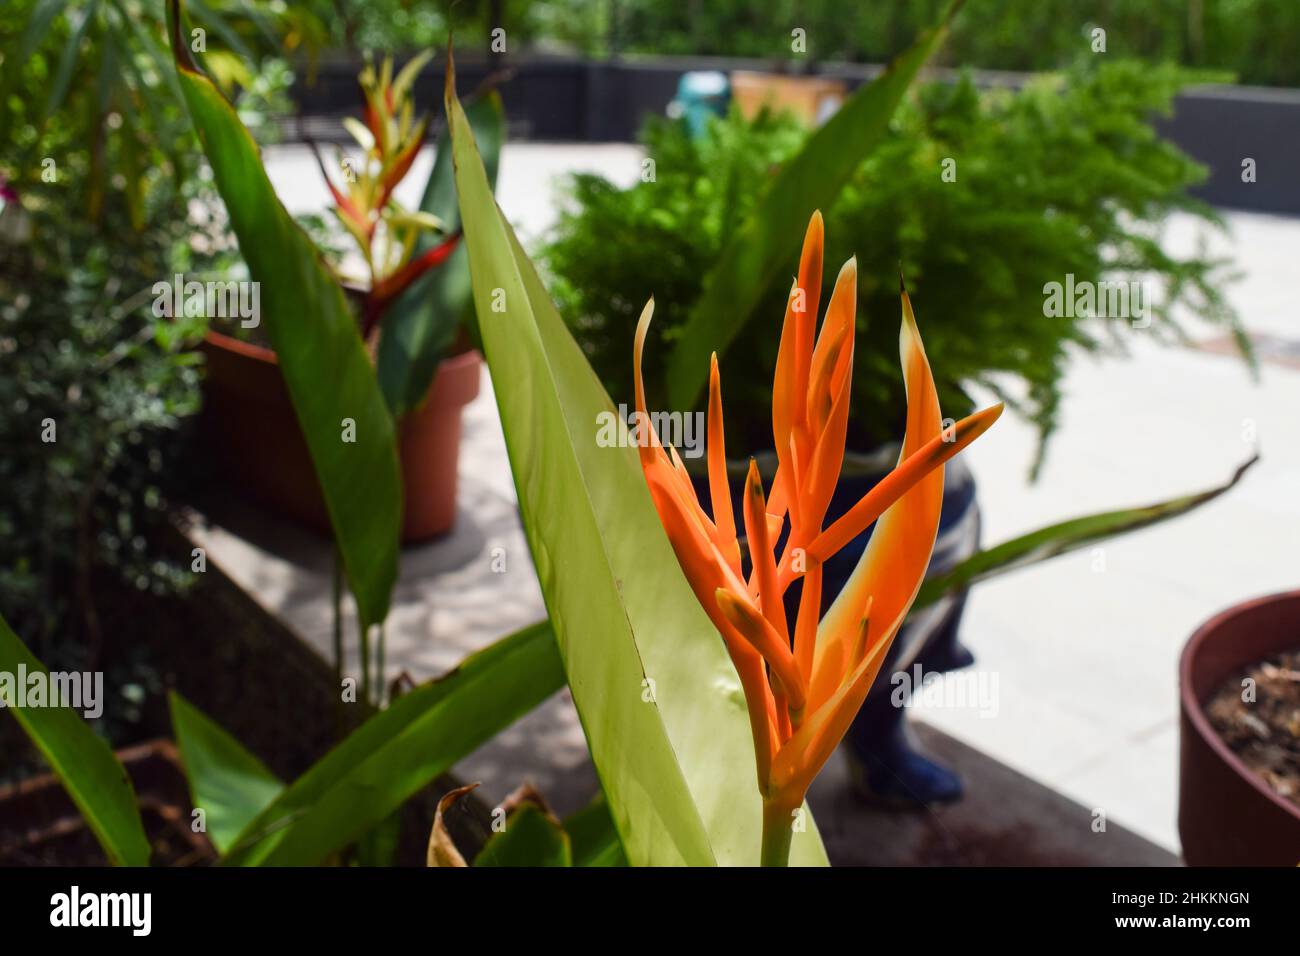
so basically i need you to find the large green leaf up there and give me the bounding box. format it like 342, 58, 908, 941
447, 59, 827, 866
664, 0, 963, 410
168, 691, 284, 855
915, 453, 1259, 609
0, 613, 150, 867
167, 0, 400, 628
377, 91, 505, 415
222, 620, 563, 866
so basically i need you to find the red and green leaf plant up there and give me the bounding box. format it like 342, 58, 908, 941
634, 212, 1003, 865
313, 50, 461, 338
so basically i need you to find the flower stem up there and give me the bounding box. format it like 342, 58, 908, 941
760, 797, 796, 867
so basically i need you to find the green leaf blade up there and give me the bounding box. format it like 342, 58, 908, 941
167, 0, 401, 628
0, 614, 150, 867
564, 794, 627, 867
378, 91, 505, 415
168, 692, 284, 855
223, 621, 564, 866
915, 454, 1259, 608
447, 61, 827, 866
474, 805, 572, 867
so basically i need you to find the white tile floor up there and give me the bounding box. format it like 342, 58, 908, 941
921, 210, 1300, 851
213, 141, 1300, 849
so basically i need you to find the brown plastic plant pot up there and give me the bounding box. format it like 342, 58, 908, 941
0, 740, 215, 867
199, 329, 481, 543
1178, 589, 1300, 866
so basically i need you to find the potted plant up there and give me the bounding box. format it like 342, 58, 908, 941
200, 52, 504, 542
1178, 591, 1300, 866
542, 58, 1249, 802
0, 27, 1262, 867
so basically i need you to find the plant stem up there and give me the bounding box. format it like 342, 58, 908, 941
359, 619, 371, 706
375, 620, 386, 704
332, 550, 343, 687
332, 550, 345, 739
760, 797, 796, 868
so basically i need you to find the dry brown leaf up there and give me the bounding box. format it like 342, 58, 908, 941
427, 783, 478, 867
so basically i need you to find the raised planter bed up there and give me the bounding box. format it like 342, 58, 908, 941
0, 740, 213, 866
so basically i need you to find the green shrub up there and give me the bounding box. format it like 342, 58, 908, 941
602, 0, 1300, 89
0, 1, 290, 659
540, 59, 1244, 467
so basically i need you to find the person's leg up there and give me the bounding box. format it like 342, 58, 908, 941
843, 599, 971, 806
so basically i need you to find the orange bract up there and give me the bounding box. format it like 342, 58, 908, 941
634, 211, 1003, 813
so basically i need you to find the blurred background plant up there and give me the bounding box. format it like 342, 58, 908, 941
542, 58, 1246, 469
0, 0, 309, 685
389, 0, 1300, 89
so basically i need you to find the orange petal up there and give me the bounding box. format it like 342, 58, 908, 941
772, 277, 801, 480
793, 558, 821, 684
668, 443, 701, 508
715, 589, 806, 712
808, 286, 943, 712
793, 210, 824, 434
376, 114, 429, 209
773, 599, 887, 799
807, 402, 1003, 564
806, 257, 856, 437
801, 302, 854, 530
707, 354, 741, 574
773, 213, 825, 463
742, 460, 791, 646
730, 643, 779, 790
644, 470, 778, 788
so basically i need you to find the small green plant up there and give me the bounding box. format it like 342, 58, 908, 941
542, 59, 1246, 470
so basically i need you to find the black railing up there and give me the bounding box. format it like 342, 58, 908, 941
285, 54, 1300, 216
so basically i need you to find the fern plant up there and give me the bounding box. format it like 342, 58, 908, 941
541, 59, 1246, 471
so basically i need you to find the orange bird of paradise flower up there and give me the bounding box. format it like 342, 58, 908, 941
633, 212, 1003, 866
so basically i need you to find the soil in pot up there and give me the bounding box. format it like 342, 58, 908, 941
1205, 647, 1300, 810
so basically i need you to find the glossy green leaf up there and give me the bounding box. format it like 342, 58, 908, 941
664, 0, 963, 410
474, 805, 572, 867
0, 613, 149, 867
564, 794, 626, 867
915, 453, 1259, 609
167, 0, 400, 628
447, 58, 827, 866
377, 91, 505, 415
168, 691, 283, 855
222, 620, 563, 866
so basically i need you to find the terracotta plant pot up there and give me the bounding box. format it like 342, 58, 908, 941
200, 329, 481, 543
1178, 590, 1300, 865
